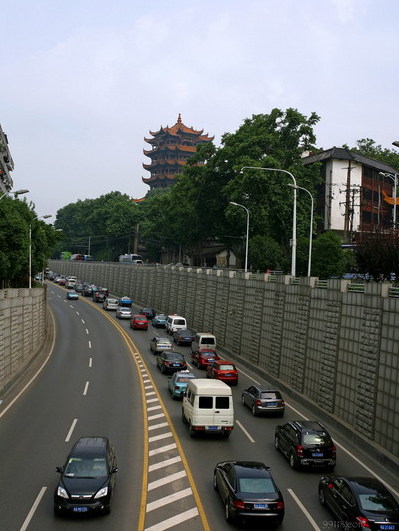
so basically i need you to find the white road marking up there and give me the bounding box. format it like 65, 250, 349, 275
85, 328, 89, 334
147, 405, 162, 412
76, 311, 79, 315
81, 319, 85, 324
146, 391, 157, 397
65, 419, 78, 442
89, 358, 92, 367
236, 419, 255, 443
69, 304, 74, 308
144, 508, 199, 531
148, 456, 181, 472
88, 340, 92, 348
148, 432, 173, 443
148, 470, 186, 491
149, 443, 177, 456
20, 486, 47, 531
236, 367, 261, 385
146, 487, 191, 512
148, 422, 169, 431
287, 488, 320, 530
147, 398, 159, 404
148, 413, 165, 421
83, 381, 89, 395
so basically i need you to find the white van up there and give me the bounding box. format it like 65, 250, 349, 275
182, 379, 234, 438
166, 315, 187, 335
191, 333, 216, 352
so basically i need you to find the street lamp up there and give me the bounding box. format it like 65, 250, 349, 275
0, 189, 29, 201
241, 166, 297, 277
379, 172, 397, 228
229, 201, 250, 272
288, 184, 314, 277
29, 214, 52, 289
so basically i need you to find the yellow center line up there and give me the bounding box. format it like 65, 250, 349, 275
78, 294, 210, 531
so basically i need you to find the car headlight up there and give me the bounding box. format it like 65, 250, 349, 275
94, 486, 108, 499
57, 486, 69, 499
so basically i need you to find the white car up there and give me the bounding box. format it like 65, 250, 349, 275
150, 337, 173, 354
116, 306, 132, 319
103, 298, 119, 311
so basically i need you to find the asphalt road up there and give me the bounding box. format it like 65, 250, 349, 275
1, 282, 398, 531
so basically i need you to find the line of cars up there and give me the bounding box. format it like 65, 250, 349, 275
49, 276, 399, 528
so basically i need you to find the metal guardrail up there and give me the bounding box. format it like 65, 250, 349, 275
389, 287, 399, 298
347, 283, 366, 293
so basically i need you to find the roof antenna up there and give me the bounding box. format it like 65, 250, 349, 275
177, 113, 182, 123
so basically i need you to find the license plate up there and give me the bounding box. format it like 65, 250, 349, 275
267, 402, 278, 407
224, 373, 231, 377
380, 526, 395, 530
73, 507, 88, 513
207, 426, 220, 430
312, 452, 323, 457
173, 363, 180, 367
254, 503, 268, 509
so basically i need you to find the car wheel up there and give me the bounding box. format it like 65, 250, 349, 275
225, 499, 233, 523
289, 450, 298, 470
274, 435, 280, 452
326, 465, 335, 472
54, 506, 63, 517
189, 423, 196, 438
103, 504, 111, 515
213, 474, 218, 491
182, 409, 187, 424
161, 365, 165, 374
318, 487, 326, 506
251, 404, 258, 416
222, 431, 231, 439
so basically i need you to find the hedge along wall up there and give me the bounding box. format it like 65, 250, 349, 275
0, 287, 47, 395
48, 261, 399, 462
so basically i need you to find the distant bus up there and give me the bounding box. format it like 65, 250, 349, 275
119, 253, 143, 264
83, 255, 93, 261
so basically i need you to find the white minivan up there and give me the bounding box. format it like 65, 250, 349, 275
191, 332, 216, 352
182, 379, 234, 438
166, 315, 187, 335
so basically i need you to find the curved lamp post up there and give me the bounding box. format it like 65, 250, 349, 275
0, 189, 29, 201
288, 183, 314, 277
241, 166, 297, 277
29, 214, 52, 288
229, 201, 250, 272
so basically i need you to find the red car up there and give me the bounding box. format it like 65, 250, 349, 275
191, 348, 220, 369
206, 360, 238, 385
130, 315, 148, 330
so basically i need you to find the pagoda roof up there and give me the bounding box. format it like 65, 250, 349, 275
142, 174, 177, 185
148, 113, 214, 141
143, 160, 186, 170
143, 144, 197, 156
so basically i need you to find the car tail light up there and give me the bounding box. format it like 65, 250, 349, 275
233, 500, 246, 510
277, 501, 284, 510
296, 445, 304, 457
256, 400, 263, 406
332, 444, 337, 457
327, 483, 334, 489
355, 516, 371, 528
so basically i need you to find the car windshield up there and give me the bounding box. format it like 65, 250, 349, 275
219, 364, 235, 370
64, 457, 107, 478
303, 432, 332, 445
202, 352, 216, 358
238, 477, 276, 494
358, 493, 398, 512
108, 299, 118, 304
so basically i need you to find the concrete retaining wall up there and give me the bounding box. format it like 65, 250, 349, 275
0, 287, 47, 395
49, 261, 399, 463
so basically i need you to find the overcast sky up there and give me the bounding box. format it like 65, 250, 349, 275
2, 0, 399, 220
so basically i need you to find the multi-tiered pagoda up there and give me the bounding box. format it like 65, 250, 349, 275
142, 114, 214, 190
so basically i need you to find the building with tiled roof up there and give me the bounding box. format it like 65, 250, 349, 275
0, 124, 14, 194
142, 114, 214, 189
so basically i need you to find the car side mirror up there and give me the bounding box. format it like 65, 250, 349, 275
111, 466, 118, 474
56, 466, 63, 473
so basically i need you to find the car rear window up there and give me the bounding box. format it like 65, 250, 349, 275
215, 396, 229, 409
358, 493, 398, 512
238, 477, 275, 494
303, 432, 332, 445
201, 338, 215, 344
202, 352, 216, 358
260, 391, 281, 399
199, 396, 213, 409
219, 364, 235, 370
166, 353, 184, 360
175, 319, 186, 325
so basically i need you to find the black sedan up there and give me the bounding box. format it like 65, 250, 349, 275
156, 351, 187, 374
140, 307, 156, 319
172, 329, 196, 346
319, 475, 399, 530
213, 461, 284, 526
54, 436, 118, 516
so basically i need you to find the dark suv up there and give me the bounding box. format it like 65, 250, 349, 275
274, 420, 336, 470
54, 436, 118, 516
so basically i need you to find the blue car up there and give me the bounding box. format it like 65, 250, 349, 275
168, 371, 196, 399
119, 296, 133, 307
152, 314, 167, 328
66, 290, 79, 300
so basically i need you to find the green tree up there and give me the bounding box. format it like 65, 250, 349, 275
343, 138, 399, 169
248, 234, 286, 271
311, 231, 346, 278
354, 229, 399, 281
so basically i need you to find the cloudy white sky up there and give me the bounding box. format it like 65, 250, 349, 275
2, 0, 399, 219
